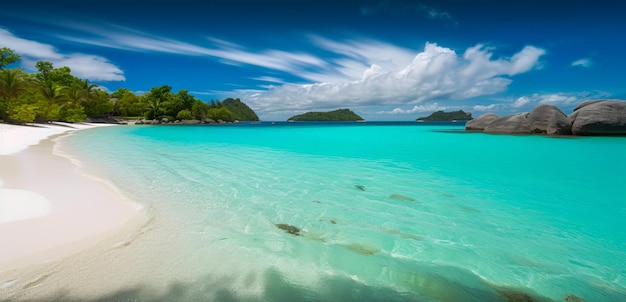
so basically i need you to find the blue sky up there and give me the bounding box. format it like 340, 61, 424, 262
1, 0, 625, 121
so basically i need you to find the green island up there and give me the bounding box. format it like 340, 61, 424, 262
416, 110, 473, 121
0, 47, 258, 125
287, 108, 364, 122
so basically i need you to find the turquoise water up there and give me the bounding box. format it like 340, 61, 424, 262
61, 122, 625, 301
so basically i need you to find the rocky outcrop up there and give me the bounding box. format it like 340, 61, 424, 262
526, 104, 572, 135
180, 119, 201, 124
466, 100, 626, 136
569, 100, 626, 135
484, 113, 531, 134
465, 113, 499, 130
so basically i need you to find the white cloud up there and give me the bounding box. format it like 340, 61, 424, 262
512, 96, 530, 108
571, 58, 592, 68
473, 104, 498, 112
0, 28, 124, 81
379, 103, 449, 114
237, 42, 545, 114
506, 91, 612, 109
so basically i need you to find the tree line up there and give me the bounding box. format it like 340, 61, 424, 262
0, 47, 257, 124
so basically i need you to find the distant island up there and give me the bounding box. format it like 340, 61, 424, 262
222, 98, 259, 121
287, 109, 364, 121
417, 110, 473, 121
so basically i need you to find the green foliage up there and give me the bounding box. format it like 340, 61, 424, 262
287, 109, 364, 121
0, 68, 30, 120
144, 85, 172, 119
38, 80, 67, 120
111, 88, 131, 99
176, 109, 193, 120
9, 104, 37, 123
176, 90, 196, 112
0, 47, 21, 70
206, 107, 233, 121
35, 61, 54, 81
84, 90, 113, 117
60, 104, 87, 122
191, 100, 211, 120
116, 91, 144, 117
416, 110, 473, 121
50, 66, 78, 87
222, 98, 259, 121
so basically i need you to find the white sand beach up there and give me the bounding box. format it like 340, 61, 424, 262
0, 123, 138, 273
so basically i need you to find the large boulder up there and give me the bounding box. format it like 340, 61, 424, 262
527, 104, 572, 135
484, 113, 531, 134
465, 113, 499, 130
573, 100, 605, 112
569, 100, 626, 135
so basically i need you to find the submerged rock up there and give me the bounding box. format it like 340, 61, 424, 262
275, 224, 301, 236
569, 100, 626, 135
341, 243, 380, 256
380, 227, 422, 241
465, 113, 499, 130
388, 194, 416, 202
355, 185, 366, 191
564, 294, 586, 302
497, 289, 536, 302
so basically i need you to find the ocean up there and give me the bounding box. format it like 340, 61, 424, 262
58, 122, 626, 301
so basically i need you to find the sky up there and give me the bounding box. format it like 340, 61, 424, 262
1, 0, 625, 121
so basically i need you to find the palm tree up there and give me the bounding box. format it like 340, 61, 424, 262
38, 80, 67, 121
145, 95, 162, 120
75, 79, 99, 105
0, 69, 29, 120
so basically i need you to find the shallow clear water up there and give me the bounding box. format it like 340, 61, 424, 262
61, 122, 626, 301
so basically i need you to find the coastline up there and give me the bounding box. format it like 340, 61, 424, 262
0, 123, 140, 273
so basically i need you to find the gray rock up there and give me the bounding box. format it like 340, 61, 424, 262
526, 104, 572, 135
181, 119, 201, 124
573, 100, 605, 112
465, 113, 499, 130
161, 118, 169, 123
150, 119, 160, 125
569, 100, 626, 135
484, 113, 531, 134
204, 118, 216, 124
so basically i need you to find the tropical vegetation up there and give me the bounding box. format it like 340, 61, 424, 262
287, 109, 364, 121
0, 48, 258, 124
416, 110, 473, 121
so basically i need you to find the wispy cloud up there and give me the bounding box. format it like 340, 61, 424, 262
54, 22, 330, 79
250, 76, 286, 84
571, 58, 592, 68
0, 28, 124, 81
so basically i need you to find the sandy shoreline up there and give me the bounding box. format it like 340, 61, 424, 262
0, 123, 139, 273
